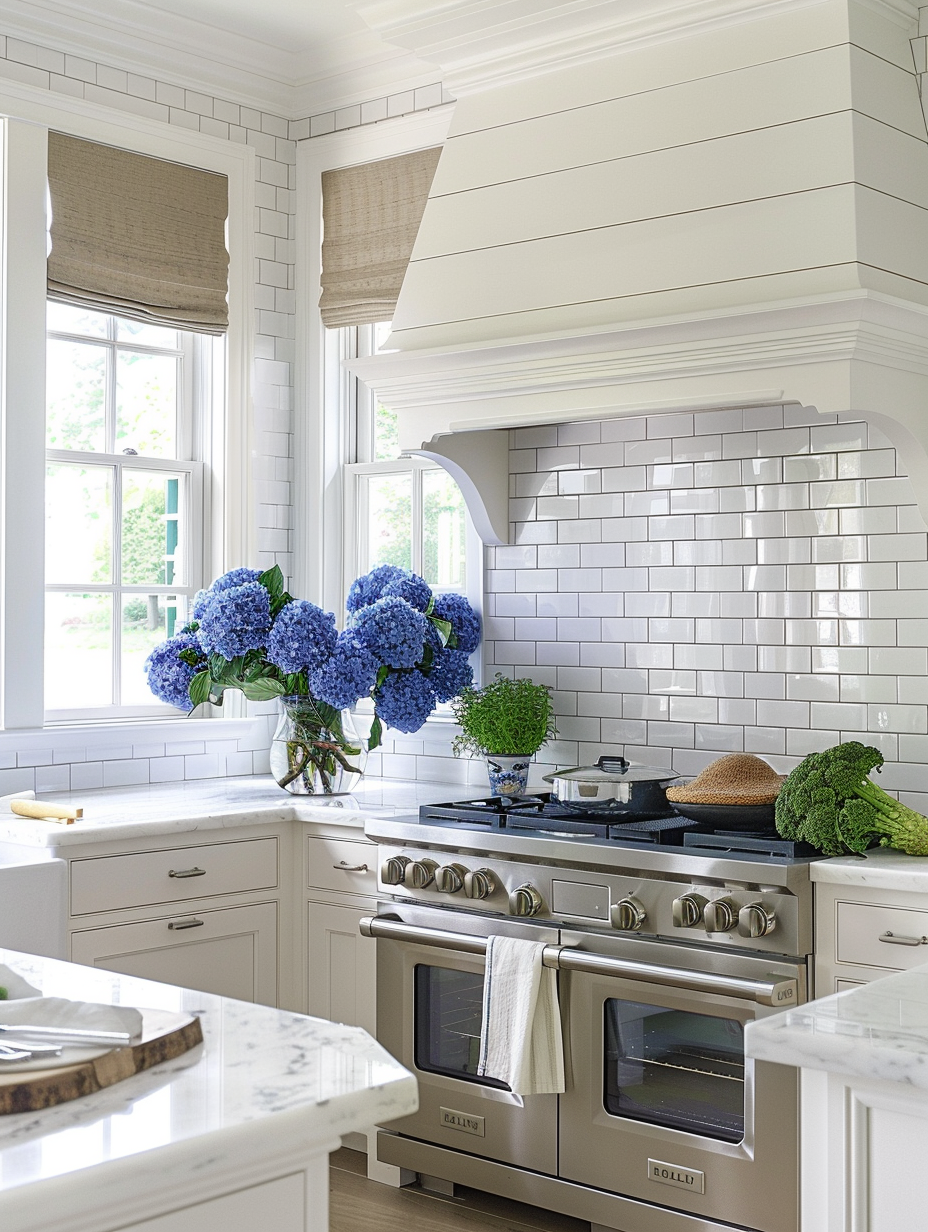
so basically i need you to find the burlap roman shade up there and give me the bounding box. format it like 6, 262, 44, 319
319, 147, 442, 329
47, 133, 229, 334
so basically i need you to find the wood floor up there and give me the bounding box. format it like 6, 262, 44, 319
329, 1149, 591, 1232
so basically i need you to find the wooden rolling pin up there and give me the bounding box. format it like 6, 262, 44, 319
9, 800, 82, 825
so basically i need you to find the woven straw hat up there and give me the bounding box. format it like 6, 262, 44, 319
665, 753, 784, 806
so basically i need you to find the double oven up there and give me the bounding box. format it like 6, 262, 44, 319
361, 824, 813, 1232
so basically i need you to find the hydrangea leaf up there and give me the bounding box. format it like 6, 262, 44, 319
429, 616, 453, 647
240, 677, 287, 701
188, 670, 213, 708
368, 715, 383, 751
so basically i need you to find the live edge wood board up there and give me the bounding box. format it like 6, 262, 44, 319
0, 1009, 202, 1115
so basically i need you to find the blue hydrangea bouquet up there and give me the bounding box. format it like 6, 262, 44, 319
144, 563, 481, 794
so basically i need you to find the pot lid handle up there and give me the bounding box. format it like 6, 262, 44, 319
596, 755, 629, 773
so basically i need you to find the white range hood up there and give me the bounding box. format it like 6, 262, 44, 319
348, 0, 928, 543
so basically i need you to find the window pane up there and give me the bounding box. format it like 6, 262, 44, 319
122, 471, 184, 586
116, 351, 178, 457
365, 473, 412, 571
45, 592, 112, 709
122, 594, 186, 705
117, 319, 179, 349
46, 463, 112, 584
373, 398, 400, 460
422, 469, 466, 590
46, 302, 108, 337
46, 339, 106, 451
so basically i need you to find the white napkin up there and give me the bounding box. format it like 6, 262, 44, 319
477, 935, 565, 1096
0, 964, 142, 1038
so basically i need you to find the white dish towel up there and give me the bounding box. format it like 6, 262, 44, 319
477, 935, 565, 1095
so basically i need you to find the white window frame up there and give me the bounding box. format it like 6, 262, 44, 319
296, 110, 484, 737
295, 107, 458, 617
0, 83, 256, 734
44, 312, 209, 721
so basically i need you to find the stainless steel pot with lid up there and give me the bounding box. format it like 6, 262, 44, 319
543, 755, 679, 814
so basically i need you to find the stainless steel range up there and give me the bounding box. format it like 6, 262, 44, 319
361, 794, 819, 1232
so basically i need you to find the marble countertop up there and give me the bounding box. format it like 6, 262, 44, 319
811, 846, 928, 892
0, 776, 466, 848
0, 949, 417, 1232
746, 963, 928, 1088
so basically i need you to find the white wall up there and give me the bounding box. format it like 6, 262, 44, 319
376, 404, 928, 809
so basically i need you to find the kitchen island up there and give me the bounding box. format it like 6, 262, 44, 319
0, 948, 417, 1232
746, 964, 928, 1231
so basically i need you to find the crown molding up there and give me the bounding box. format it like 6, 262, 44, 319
0, 0, 441, 117
349, 0, 918, 93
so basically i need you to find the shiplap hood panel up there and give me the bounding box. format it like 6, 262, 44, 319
348, 0, 928, 541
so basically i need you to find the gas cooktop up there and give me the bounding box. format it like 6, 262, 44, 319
419, 794, 819, 859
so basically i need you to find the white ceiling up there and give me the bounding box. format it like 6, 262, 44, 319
2, 0, 440, 115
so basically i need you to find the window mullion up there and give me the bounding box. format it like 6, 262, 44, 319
111, 461, 122, 706
412, 466, 424, 577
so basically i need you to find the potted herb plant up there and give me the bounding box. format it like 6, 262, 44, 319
451, 673, 557, 797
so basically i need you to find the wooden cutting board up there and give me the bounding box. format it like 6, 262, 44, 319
0, 1008, 203, 1114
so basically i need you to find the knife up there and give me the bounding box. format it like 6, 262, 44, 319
0, 1024, 132, 1046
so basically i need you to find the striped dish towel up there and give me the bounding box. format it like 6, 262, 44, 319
477, 935, 565, 1095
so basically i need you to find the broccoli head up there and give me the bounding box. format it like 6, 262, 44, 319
774, 741, 928, 857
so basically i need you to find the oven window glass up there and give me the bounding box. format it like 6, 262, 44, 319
414, 964, 508, 1089
604, 999, 745, 1143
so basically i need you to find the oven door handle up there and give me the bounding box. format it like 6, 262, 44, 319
358, 916, 798, 1008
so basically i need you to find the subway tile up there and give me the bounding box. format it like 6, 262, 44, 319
786, 674, 839, 702
697, 671, 744, 697
624, 694, 670, 721
648, 617, 695, 642
649, 463, 693, 489
869, 646, 927, 675
811, 535, 866, 562
35, 765, 70, 792
647, 720, 695, 748
695, 407, 744, 435
839, 506, 896, 535
580, 642, 626, 666
838, 619, 897, 646
577, 543, 620, 568
603, 566, 649, 591
624, 490, 669, 516
558, 421, 601, 445
784, 454, 837, 482
810, 479, 865, 508
514, 568, 558, 592
625, 643, 675, 669
786, 618, 838, 645
720, 592, 757, 618
537, 445, 579, 471
70, 761, 104, 789
625, 438, 673, 467
559, 470, 602, 494
810, 421, 868, 452
743, 727, 786, 755
814, 591, 868, 618
670, 696, 719, 723
694, 460, 742, 487
0, 768, 35, 794
103, 759, 150, 787
868, 704, 927, 734
650, 669, 696, 695
744, 672, 786, 700
722, 431, 757, 459
673, 436, 721, 462
899, 619, 928, 646
579, 593, 623, 617
837, 449, 896, 479
696, 617, 743, 644
649, 514, 694, 540
602, 466, 647, 492
536, 641, 581, 666
719, 485, 756, 513
756, 699, 810, 727
695, 565, 742, 591
626, 592, 672, 617
651, 565, 695, 591
758, 537, 811, 564
675, 540, 723, 565
742, 510, 786, 538
868, 532, 928, 562
601, 417, 647, 442
757, 644, 811, 672
787, 728, 841, 757
695, 724, 744, 752
602, 517, 648, 542
839, 674, 897, 703
758, 591, 811, 618
602, 617, 650, 641
743, 457, 783, 485
670, 488, 719, 514
537, 592, 580, 617
541, 544, 583, 568
648, 412, 693, 438
674, 645, 724, 674
558, 568, 602, 591
897, 505, 927, 534
864, 476, 917, 506
559, 518, 604, 543
696, 512, 742, 539
579, 493, 625, 518
900, 677, 928, 704
719, 698, 757, 724
812, 646, 868, 674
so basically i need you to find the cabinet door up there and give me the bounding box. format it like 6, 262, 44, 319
71, 902, 278, 1005
307, 901, 375, 1034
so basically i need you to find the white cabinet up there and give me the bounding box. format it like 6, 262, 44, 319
71, 901, 279, 1005
307, 901, 376, 1035
816, 880, 928, 994
65, 828, 287, 1008
112, 1171, 309, 1232
305, 833, 378, 1035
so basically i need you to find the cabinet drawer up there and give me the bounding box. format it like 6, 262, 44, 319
836, 900, 928, 971
70, 837, 279, 915
306, 835, 376, 895
70, 901, 278, 1005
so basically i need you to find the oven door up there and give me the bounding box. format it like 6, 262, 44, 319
558, 929, 806, 1232
369, 903, 559, 1173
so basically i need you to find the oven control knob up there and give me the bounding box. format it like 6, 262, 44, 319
612, 897, 647, 932
404, 859, 438, 889
381, 855, 410, 886
435, 863, 467, 894
738, 902, 777, 938
704, 897, 738, 933
509, 884, 543, 918
672, 893, 708, 929
464, 868, 497, 900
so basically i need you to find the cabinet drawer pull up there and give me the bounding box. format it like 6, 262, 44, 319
168, 917, 205, 930
878, 931, 928, 947
334, 861, 369, 872
168, 867, 207, 879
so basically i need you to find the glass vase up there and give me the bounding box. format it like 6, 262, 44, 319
269, 694, 367, 795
